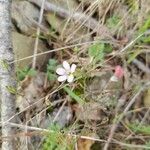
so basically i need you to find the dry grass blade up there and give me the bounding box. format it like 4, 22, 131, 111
29, 0, 99, 30
9, 40, 100, 64
32, 0, 46, 69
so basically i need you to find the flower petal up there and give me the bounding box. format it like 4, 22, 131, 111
67, 74, 74, 83
110, 75, 118, 82
70, 64, 76, 73
114, 65, 124, 79
63, 61, 70, 70
57, 75, 67, 82
56, 68, 66, 75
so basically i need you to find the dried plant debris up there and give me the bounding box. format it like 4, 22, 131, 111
85, 71, 123, 109
17, 72, 47, 121
77, 133, 98, 150
74, 102, 108, 123
10, 0, 150, 149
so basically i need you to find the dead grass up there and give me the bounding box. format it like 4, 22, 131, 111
4, 0, 150, 149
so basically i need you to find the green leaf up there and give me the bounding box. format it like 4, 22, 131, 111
28, 68, 37, 76
48, 59, 57, 66
17, 67, 36, 81
47, 73, 56, 81
6, 86, 17, 94
88, 43, 105, 58
63, 86, 84, 105
127, 49, 142, 63
73, 47, 80, 52
88, 43, 105, 65
126, 0, 139, 13
0, 60, 9, 70
95, 48, 104, 62
42, 124, 75, 150
106, 15, 120, 29
47, 59, 57, 71
145, 141, 150, 149
128, 123, 150, 135
140, 36, 150, 44
46, 59, 58, 81
47, 65, 56, 71
104, 44, 113, 53
139, 17, 150, 33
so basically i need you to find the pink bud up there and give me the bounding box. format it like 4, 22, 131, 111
114, 65, 124, 79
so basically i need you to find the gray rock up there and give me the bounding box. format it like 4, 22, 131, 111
42, 106, 73, 129
52, 106, 73, 127
12, 32, 47, 68
12, 1, 39, 35
47, 0, 79, 11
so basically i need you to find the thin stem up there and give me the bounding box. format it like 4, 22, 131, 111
32, 0, 46, 69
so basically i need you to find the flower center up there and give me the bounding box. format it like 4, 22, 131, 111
65, 69, 70, 75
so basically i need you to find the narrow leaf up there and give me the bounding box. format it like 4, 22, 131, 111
63, 86, 84, 105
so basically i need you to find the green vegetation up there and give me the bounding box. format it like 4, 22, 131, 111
88, 43, 112, 65
13, 0, 150, 149
17, 66, 37, 81
106, 15, 120, 29
63, 86, 84, 105
43, 125, 75, 150
47, 59, 58, 81
128, 123, 150, 135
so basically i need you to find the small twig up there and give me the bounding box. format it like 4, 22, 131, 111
120, 33, 145, 53
52, 100, 67, 123
132, 59, 150, 74
32, 0, 46, 69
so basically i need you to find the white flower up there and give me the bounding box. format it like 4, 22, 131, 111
56, 61, 76, 83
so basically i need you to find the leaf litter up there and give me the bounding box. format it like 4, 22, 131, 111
11, 0, 150, 149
